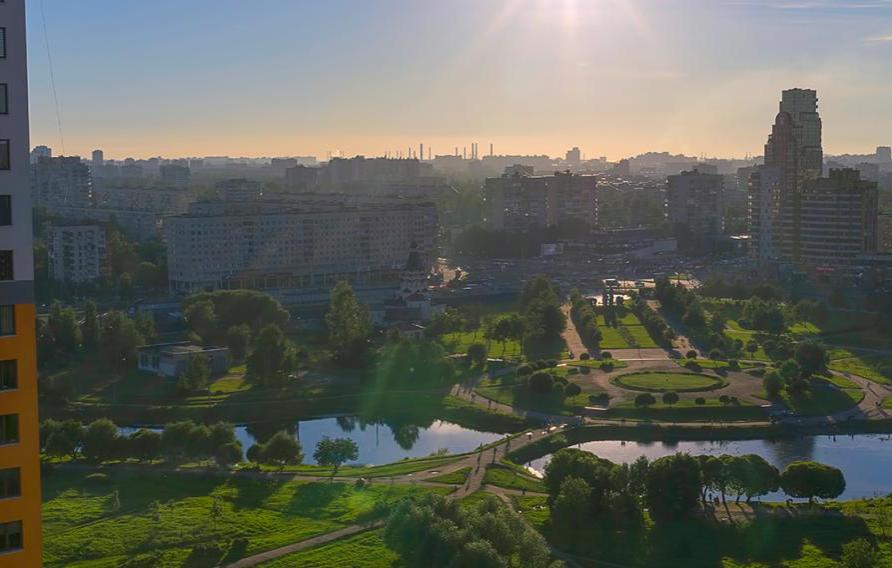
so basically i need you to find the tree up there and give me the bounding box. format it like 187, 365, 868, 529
48, 301, 82, 354
634, 393, 656, 408
313, 437, 359, 478
178, 355, 210, 392
184, 299, 216, 342
466, 342, 487, 367
738, 454, 780, 502
794, 341, 827, 377
82, 300, 100, 348
529, 372, 554, 394
746, 339, 759, 358
841, 538, 877, 568
161, 420, 197, 462
82, 419, 120, 462
763, 371, 783, 399
662, 391, 679, 405
780, 461, 845, 503
128, 429, 162, 462
246, 324, 298, 387
254, 431, 303, 467
645, 454, 701, 522
564, 383, 582, 397
325, 280, 371, 366
225, 324, 252, 361
551, 476, 592, 529
43, 420, 83, 459
778, 359, 801, 385
99, 311, 145, 372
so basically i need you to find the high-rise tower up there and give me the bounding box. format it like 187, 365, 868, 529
0, 0, 43, 564
750, 88, 823, 266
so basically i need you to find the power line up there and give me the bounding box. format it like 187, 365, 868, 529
40, 0, 65, 154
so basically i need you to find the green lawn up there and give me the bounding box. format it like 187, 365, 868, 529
441, 331, 523, 359
42, 468, 444, 567
427, 467, 472, 485
257, 529, 397, 567
477, 373, 606, 416
605, 399, 767, 422
598, 325, 660, 350
482, 464, 546, 493
829, 355, 892, 386
597, 310, 644, 327
612, 372, 725, 393
883, 397, 892, 410
773, 380, 864, 416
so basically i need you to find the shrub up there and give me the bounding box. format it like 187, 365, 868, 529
601, 351, 613, 359
529, 372, 554, 394
589, 393, 610, 406
727, 359, 739, 369
579, 353, 590, 360
600, 362, 614, 372
546, 359, 558, 368
516, 364, 533, 376
695, 397, 706, 405
580, 366, 591, 375
634, 393, 657, 407
564, 383, 582, 397
685, 361, 701, 372
708, 348, 723, 360
567, 367, 579, 375
719, 395, 730, 404
662, 391, 679, 405
685, 350, 698, 359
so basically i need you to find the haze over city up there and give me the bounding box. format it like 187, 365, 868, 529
26, 0, 892, 159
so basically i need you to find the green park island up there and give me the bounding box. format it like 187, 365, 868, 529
36, 276, 892, 567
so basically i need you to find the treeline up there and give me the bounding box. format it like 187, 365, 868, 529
655, 278, 740, 357
40, 418, 242, 465
569, 289, 600, 348
520, 276, 566, 340
631, 298, 675, 347
543, 448, 846, 552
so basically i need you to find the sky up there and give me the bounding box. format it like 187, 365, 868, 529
25, 0, 892, 161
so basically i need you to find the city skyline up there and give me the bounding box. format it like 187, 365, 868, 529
26, 0, 892, 160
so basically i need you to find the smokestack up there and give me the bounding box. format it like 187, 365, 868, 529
463, 147, 467, 159
428, 148, 431, 160
455, 147, 459, 157
420, 143, 424, 161
490, 143, 493, 157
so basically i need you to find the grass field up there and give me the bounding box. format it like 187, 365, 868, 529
42, 468, 444, 567
257, 529, 397, 567
772, 379, 864, 416
830, 355, 892, 386
482, 464, 546, 493
598, 324, 660, 350
612, 372, 725, 393
477, 373, 606, 416
426, 467, 471, 485
604, 399, 767, 422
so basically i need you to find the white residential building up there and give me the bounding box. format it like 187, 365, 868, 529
47, 225, 108, 283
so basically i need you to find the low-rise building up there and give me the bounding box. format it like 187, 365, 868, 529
137, 342, 230, 378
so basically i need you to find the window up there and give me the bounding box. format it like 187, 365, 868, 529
0, 140, 8, 170
0, 468, 20, 499
0, 360, 15, 390
0, 521, 22, 553
0, 196, 9, 225
0, 251, 11, 280
0, 414, 17, 445
0, 28, 5, 59
0, 84, 6, 114
0, 306, 13, 336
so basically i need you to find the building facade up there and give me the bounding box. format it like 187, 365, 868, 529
31, 155, 92, 211
137, 342, 230, 378
165, 197, 438, 293
47, 225, 109, 283
666, 169, 724, 254
485, 171, 597, 232
0, 1, 43, 563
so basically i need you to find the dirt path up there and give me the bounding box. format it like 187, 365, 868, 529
222, 523, 383, 567
561, 303, 591, 358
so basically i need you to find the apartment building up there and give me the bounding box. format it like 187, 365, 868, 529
485, 171, 597, 232
92, 185, 190, 214
666, 169, 724, 254
159, 164, 190, 189
0, 1, 43, 563
47, 225, 109, 283
216, 178, 262, 201
31, 155, 92, 211
798, 168, 878, 277
165, 197, 438, 293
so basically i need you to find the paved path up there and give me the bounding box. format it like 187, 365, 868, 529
561, 303, 591, 359
222, 523, 383, 567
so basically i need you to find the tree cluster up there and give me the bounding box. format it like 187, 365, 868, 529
569, 289, 601, 348
40, 418, 242, 466
631, 298, 675, 346
325, 281, 372, 367
183, 289, 289, 356
384, 493, 558, 568
521, 276, 566, 340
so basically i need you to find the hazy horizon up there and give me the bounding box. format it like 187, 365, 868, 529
26, 0, 892, 160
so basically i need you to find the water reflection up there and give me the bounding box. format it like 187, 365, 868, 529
527, 434, 892, 500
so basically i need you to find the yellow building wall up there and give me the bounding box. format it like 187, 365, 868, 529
0, 304, 43, 566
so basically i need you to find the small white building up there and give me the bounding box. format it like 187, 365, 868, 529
137, 342, 230, 378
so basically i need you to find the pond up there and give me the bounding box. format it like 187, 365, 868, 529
124, 417, 504, 466
526, 434, 892, 500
